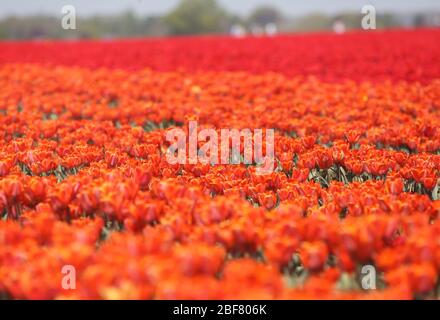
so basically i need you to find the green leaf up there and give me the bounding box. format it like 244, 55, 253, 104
432, 180, 439, 200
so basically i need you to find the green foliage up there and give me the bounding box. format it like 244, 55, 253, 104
0, 12, 168, 39
248, 6, 282, 26
165, 0, 232, 35
0, 0, 426, 39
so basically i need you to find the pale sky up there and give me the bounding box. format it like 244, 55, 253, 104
1, 0, 439, 17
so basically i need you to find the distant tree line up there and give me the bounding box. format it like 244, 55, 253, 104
0, 0, 438, 39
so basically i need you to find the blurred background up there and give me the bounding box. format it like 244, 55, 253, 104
0, 0, 439, 39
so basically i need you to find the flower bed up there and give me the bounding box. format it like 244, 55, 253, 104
0, 29, 439, 300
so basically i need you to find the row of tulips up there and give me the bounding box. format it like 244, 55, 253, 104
1, 65, 439, 153
0, 29, 439, 83
0, 183, 439, 299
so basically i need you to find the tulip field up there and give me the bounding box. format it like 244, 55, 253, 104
0, 28, 440, 300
